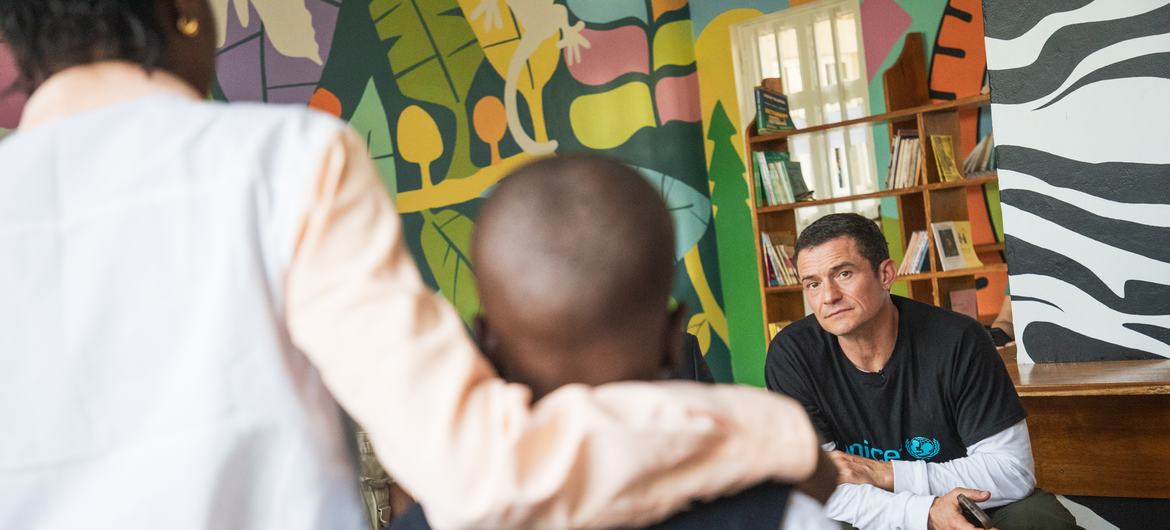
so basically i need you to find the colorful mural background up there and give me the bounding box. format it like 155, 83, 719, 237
690, 0, 1005, 385
0, 0, 1004, 385
206, 0, 738, 381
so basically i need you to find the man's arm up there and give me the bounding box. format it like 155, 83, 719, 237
283, 126, 821, 528
892, 420, 1035, 507
824, 442, 1003, 530
826, 482, 935, 530
819, 441, 929, 530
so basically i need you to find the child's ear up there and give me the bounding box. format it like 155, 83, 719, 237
473, 315, 505, 375
662, 303, 686, 375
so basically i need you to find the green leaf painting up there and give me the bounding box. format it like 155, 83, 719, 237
420, 208, 480, 325
349, 77, 397, 199
707, 101, 765, 385
633, 166, 712, 261
370, 0, 484, 183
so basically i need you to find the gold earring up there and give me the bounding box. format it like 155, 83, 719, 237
177, 16, 200, 38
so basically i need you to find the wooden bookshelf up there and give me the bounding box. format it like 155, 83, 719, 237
748, 94, 990, 145
756, 173, 997, 214
749, 33, 1005, 343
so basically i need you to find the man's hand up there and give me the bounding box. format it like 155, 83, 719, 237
928, 488, 996, 530
828, 450, 894, 491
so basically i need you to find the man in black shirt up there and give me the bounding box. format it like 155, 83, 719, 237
766, 213, 1078, 530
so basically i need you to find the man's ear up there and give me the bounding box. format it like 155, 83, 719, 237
662, 303, 686, 374
878, 258, 898, 291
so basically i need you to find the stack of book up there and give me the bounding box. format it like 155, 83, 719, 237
754, 86, 795, 134
753, 151, 813, 206
897, 230, 930, 276
761, 232, 799, 287
767, 321, 793, 339
963, 133, 996, 175
885, 130, 921, 189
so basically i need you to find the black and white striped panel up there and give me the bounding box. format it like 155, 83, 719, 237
983, 0, 1170, 363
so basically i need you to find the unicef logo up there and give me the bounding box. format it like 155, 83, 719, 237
904, 437, 941, 460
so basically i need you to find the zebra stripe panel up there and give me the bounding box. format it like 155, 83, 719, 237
984, 0, 1170, 363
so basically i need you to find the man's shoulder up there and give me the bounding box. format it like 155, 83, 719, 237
772, 314, 827, 345
895, 295, 984, 340
767, 315, 830, 363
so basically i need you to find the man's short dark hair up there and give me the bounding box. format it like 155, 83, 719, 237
0, 0, 164, 91
793, 213, 889, 272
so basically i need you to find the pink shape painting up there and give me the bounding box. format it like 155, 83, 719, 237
0, 43, 28, 129
566, 26, 649, 87
655, 72, 702, 124
860, 0, 911, 80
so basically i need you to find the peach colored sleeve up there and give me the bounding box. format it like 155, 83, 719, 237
285, 126, 821, 529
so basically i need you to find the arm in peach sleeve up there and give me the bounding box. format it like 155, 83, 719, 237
284, 126, 821, 529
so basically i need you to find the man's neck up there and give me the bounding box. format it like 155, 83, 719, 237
837, 297, 899, 373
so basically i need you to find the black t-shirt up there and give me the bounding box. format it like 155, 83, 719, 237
765, 295, 1025, 464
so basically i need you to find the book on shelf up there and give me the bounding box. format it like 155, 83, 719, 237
897, 230, 930, 276
753, 152, 776, 206
963, 133, 996, 175
768, 321, 793, 339
754, 151, 813, 206
754, 86, 795, 134
752, 153, 766, 207
885, 129, 921, 189
772, 152, 813, 201
761, 232, 799, 286
929, 134, 963, 182
761, 233, 778, 286
765, 153, 794, 204
930, 221, 983, 271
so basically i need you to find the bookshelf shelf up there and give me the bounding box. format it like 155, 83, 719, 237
925, 173, 998, 191
756, 185, 924, 214
764, 284, 803, 294
749, 94, 990, 144
748, 33, 1007, 344
932, 263, 1008, 279
755, 173, 1000, 215
975, 242, 1006, 254
897, 263, 1008, 282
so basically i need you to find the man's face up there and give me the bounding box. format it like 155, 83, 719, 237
796, 236, 894, 337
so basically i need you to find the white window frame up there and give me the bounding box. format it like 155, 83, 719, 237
730, 0, 880, 226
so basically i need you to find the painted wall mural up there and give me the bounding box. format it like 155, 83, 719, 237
209, 0, 739, 380
690, 0, 1005, 384
926, 0, 1007, 319
984, 0, 1170, 363
0, 39, 25, 134
0, 0, 1010, 384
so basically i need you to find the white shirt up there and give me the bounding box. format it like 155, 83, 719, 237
0, 62, 825, 529
824, 420, 1035, 530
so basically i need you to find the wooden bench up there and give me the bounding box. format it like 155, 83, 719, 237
1001, 346, 1170, 498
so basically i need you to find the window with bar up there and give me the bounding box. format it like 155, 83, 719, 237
731, 0, 880, 225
